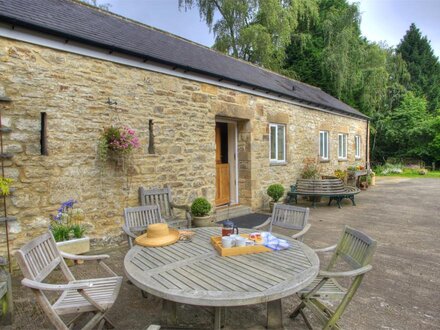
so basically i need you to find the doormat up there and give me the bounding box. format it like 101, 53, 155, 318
217, 213, 269, 229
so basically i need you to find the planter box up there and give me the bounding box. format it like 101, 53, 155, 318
193, 216, 214, 227
56, 237, 90, 255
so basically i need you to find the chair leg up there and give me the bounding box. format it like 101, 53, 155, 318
290, 301, 305, 319
66, 313, 85, 327
104, 315, 116, 329
299, 309, 313, 330
97, 318, 106, 330
82, 312, 105, 330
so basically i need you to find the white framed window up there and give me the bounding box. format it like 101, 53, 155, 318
338, 133, 347, 159
355, 135, 361, 159
319, 131, 329, 160
269, 123, 286, 163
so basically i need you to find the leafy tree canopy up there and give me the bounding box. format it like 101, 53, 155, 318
179, 0, 318, 72
397, 23, 440, 112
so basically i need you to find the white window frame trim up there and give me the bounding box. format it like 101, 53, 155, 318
319, 130, 329, 161
269, 123, 286, 163
338, 133, 348, 160
355, 135, 361, 159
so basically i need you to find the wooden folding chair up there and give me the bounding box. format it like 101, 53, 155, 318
122, 205, 164, 248
254, 204, 311, 241
290, 226, 377, 329
15, 232, 122, 330
139, 185, 191, 228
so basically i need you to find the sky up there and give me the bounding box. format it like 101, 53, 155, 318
96, 0, 440, 57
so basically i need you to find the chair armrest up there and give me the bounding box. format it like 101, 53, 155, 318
60, 251, 118, 276
253, 217, 272, 230
60, 251, 110, 261
319, 265, 373, 278
170, 202, 190, 212
122, 225, 137, 239
22, 278, 93, 291
314, 244, 337, 253
291, 223, 311, 240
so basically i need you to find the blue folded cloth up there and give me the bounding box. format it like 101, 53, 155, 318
261, 232, 290, 251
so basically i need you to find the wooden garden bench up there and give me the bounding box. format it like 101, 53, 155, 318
286, 178, 360, 208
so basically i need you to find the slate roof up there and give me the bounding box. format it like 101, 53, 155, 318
0, 0, 368, 119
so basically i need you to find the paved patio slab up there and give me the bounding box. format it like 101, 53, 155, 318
8, 177, 440, 329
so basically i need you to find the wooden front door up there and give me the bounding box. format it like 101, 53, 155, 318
215, 123, 230, 206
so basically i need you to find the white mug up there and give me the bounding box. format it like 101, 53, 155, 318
222, 236, 234, 248
235, 237, 246, 247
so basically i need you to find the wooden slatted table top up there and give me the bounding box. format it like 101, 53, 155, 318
124, 227, 319, 307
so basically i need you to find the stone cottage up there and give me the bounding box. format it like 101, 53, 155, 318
0, 0, 369, 251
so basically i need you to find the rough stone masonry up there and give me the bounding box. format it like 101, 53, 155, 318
0, 38, 367, 256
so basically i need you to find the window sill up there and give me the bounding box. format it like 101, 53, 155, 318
270, 161, 287, 166
355, 157, 361, 160
320, 159, 330, 163
338, 158, 348, 162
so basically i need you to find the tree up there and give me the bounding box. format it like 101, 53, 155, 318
397, 23, 440, 112
179, 0, 318, 72
379, 92, 439, 162
79, 0, 110, 11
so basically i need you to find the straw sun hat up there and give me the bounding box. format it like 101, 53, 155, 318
135, 223, 179, 247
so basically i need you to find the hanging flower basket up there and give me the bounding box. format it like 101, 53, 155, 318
98, 126, 140, 163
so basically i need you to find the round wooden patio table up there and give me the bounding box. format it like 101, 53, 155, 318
124, 227, 319, 329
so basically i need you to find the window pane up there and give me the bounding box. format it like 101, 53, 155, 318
355, 136, 360, 157
270, 126, 276, 160
343, 135, 347, 157
278, 125, 285, 161
324, 132, 328, 158
319, 132, 324, 157
338, 135, 342, 157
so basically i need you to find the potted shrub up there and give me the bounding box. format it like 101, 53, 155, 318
50, 199, 90, 255
370, 171, 376, 185
191, 197, 213, 227
267, 184, 285, 212
359, 176, 369, 190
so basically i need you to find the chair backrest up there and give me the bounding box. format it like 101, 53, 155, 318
139, 186, 174, 219
270, 204, 309, 232
328, 226, 377, 270
124, 205, 163, 232
15, 232, 74, 283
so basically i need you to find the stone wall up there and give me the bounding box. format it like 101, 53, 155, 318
0, 38, 367, 255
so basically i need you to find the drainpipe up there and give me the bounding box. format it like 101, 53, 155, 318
366, 120, 370, 170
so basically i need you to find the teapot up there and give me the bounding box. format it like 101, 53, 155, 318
222, 220, 239, 237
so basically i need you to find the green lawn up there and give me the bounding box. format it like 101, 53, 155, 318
377, 170, 440, 178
